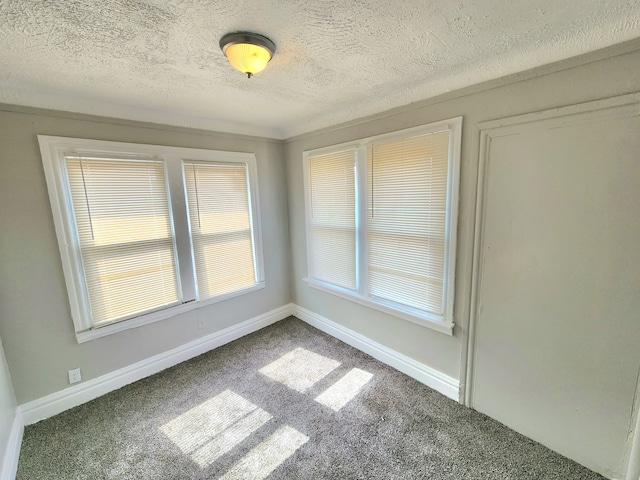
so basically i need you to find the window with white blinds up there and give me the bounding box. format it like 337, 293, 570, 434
306, 150, 356, 290
66, 157, 180, 326
367, 131, 449, 315
39, 136, 264, 342
184, 161, 258, 299
304, 118, 461, 333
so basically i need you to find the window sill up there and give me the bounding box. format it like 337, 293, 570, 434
76, 282, 266, 343
304, 278, 454, 336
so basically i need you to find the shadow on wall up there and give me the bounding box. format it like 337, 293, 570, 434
160, 347, 373, 478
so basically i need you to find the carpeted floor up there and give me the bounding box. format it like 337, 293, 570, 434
17, 317, 604, 479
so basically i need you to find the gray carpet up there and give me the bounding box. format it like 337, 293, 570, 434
17, 317, 603, 479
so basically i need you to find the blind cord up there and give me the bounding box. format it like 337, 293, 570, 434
78, 158, 95, 240
370, 148, 375, 218
192, 164, 202, 229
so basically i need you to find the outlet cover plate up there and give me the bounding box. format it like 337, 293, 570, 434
68, 368, 82, 384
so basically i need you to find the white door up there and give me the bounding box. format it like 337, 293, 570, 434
469, 95, 640, 478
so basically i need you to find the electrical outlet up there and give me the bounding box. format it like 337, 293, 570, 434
197, 319, 205, 329
68, 368, 82, 384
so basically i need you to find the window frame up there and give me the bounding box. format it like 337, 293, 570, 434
302, 117, 462, 335
39, 136, 265, 343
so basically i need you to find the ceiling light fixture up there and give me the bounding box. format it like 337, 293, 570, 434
219, 32, 276, 78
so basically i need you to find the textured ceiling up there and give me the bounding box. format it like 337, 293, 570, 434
1, 0, 639, 139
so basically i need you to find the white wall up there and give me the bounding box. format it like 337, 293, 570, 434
0, 110, 291, 404
284, 46, 640, 477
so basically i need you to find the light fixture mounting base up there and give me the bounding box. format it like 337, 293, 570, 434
219, 32, 276, 58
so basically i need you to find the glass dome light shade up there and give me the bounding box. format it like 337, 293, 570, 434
225, 43, 272, 76
220, 32, 276, 78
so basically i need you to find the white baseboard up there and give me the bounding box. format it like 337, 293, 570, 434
17, 302, 458, 426
19, 304, 295, 425
293, 305, 460, 401
1, 408, 23, 480
625, 374, 640, 480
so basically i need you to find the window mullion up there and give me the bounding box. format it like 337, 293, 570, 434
165, 156, 197, 302
355, 145, 368, 297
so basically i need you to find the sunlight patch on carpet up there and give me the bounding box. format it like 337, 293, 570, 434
219, 425, 309, 480
314, 368, 373, 411
191, 409, 272, 468
160, 389, 272, 468
259, 347, 340, 392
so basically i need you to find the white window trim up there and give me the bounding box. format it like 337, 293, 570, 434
77, 283, 264, 343
302, 117, 462, 336
39, 136, 265, 343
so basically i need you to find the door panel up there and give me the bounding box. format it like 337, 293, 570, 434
472, 99, 640, 477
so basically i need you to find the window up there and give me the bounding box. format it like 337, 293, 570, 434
303, 118, 461, 334
65, 156, 180, 326
306, 150, 357, 290
39, 137, 264, 342
184, 161, 258, 300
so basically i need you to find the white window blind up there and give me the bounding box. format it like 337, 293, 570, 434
184, 161, 257, 299
306, 150, 357, 290
367, 131, 449, 315
65, 156, 180, 327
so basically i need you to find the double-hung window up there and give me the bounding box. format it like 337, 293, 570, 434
39, 136, 264, 342
303, 118, 462, 334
